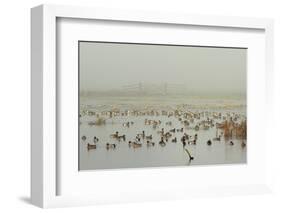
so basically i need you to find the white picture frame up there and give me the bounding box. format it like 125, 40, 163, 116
31, 4, 274, 208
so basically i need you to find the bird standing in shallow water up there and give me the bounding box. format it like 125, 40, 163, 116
184, 148, 194, 161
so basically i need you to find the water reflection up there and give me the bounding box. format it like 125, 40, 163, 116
79, 97, 246, 170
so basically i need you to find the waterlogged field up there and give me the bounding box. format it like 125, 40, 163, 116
79, 95, 247, 170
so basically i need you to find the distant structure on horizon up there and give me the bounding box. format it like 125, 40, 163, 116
80, 82, 187, 96
122, 82, 186, 95
80, 82, 246, 98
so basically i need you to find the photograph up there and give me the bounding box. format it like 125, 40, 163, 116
78, 41, 247, 170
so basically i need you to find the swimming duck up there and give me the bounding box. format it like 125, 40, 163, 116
166, 121, 172, 126
87, 143, 96, 150
135, 136, 141, 142
184, 133, 189, 140
181, 137, 186, 147
146, 141, 155, 146
188, 139, 196, 145
129, 141, 142, 148
110, 131, 119, 138
133, 141, 142, 147
169, 128, 176, 133
207, 140, 212, 146
159, 137, 166, 146
117, 134, 126, 141
123, 122, 130, 127
106, 143, 116, 149
177, 128, 184, 132
145, 135, 152, 140
142, 130, 145, 138
164, 132, 172, 138
93, 136, 99, 143
183, 120, 189, 126
171, 137, 177, 143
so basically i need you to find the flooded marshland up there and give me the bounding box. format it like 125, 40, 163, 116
78, 41, 247, 170
79, 96, 246, 170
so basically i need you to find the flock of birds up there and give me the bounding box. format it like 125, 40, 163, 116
80, 108, 247, 162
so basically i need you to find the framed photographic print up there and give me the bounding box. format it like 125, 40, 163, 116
78, 41, 247, 170
31, 4, 274, 208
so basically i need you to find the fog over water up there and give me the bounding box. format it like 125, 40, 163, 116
79, 42, 247, 170
79, 42, 246, 97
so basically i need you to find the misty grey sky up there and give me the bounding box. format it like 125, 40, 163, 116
79, 42, 246, 95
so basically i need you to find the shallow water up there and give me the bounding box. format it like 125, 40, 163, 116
79, 96, 246, 170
